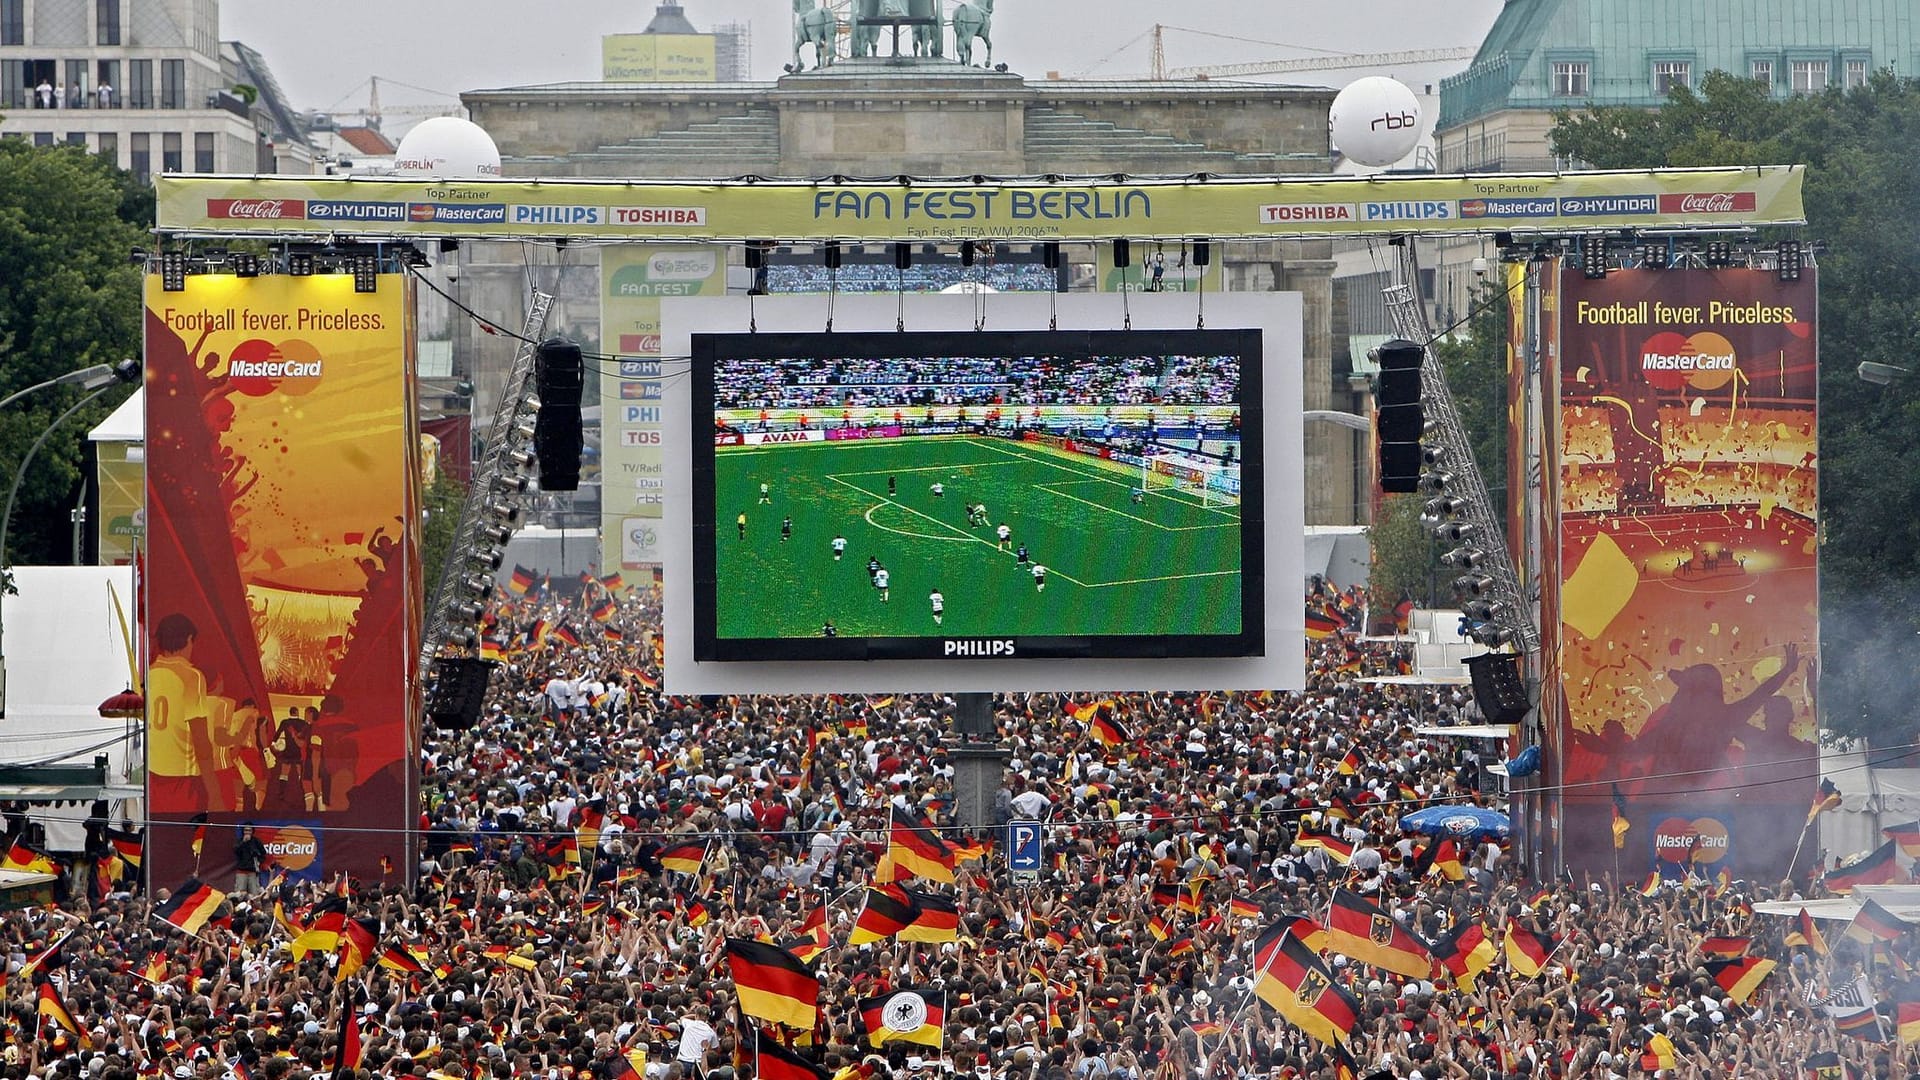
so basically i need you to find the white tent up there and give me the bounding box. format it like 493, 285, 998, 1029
87, 387, 143, 444
0, 565, 140, 778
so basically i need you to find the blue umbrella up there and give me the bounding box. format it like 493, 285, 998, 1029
1398, 805, 1511, 842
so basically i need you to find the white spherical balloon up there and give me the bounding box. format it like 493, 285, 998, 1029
1329, 77, 1423, 168
393, 117, 502, 179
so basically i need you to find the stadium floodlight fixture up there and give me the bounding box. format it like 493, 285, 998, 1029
1463, 599, 1507, 623
461, 574, 493, 599
492, 475, 532, 497
352, 252, 379, 294
160, 250, 188, 292
477, 523, 514, 546
513, 419, 537, 441
519, 392, 542, 416
1435, 521, 1477, 544
452, 600, 484, 622
505, 448, 537, 471
1420, 444, 1447, 466
484, 500, 521, 525
1425, 496, 1468, 519
470, 547, 505, 571
1417, 471, 1454, 496
1441, 547, 1488, 570
1471, 623, 1516, 647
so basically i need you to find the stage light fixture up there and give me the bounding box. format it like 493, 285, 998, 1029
471, 548, 505, 571
1417, 471, 1454, 496
519, 392, 542, 416
1454, 574, 1496, 599
229, 252, 259, 278
513, 419, 537, 441
1642, 244, 1665, 269
1463, 599, 1507, 622
1421, 445, 1447, 466
351, 253, 379, 293
1580, 236, 1608, 279
492, 475, 532, 497
1441, 547, 1488, 570
160, 250, 188, 292
484, 500, 521, 525
1778, 240, 1802, 282
288, 251, 314, 277
506, 448, 536, 471
452, 600, 484, 622
1435, 521, 1477, 544
1425, 496, 1468, 518
478, 523, 514, 546
461, 574, 493, 599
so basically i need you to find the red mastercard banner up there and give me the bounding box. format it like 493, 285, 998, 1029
143, 274, 421, 888
1551, 267, 1818, 881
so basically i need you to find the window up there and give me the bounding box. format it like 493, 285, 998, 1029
0, 60, 23, 109
161, 132, 182, 173
97, 130, 117, 165
1792, 59, 1828, 93
130, 132, 150, 180
96, 60, 117, 106
194, 131, 214, 173
1846, 58, 1869, 88
95, 0, 120, 45
128, 59, 151, 108
0, 0, 22, 47
1653, 60, 1692, 95
65, 60, 88, 106
34, 132, 53, 147
1750, 59, 1773, 88
160, 59, 185, 109
1551, 61, 1589, 97
65, 132, 85, 146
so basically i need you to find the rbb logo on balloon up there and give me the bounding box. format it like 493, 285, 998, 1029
1640, 331, 1737, 391
221, 339, 325, 397
1651, 815, 1731, 866
254, 824, 321, 875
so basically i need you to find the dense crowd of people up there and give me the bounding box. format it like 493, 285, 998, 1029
0, 580, 1903, 1080
766, 265, 1062, 296
712, 355, 1240, 413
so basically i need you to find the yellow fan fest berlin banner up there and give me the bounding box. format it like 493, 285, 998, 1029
143, 274, 422, 886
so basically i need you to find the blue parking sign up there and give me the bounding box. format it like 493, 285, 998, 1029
1008, 820, 1043, 875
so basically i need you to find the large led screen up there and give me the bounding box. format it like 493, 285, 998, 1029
691, 329, 1263, 663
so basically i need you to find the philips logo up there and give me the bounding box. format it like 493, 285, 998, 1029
944, 639, 1016, 657
1362, 201, 1452, 221
624, 406, 662, 424
512, 205, 605, 225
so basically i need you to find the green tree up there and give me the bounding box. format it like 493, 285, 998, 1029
1433, 280, 1513, 507
1369, 492, 1441, 616
420, 471, 470, 601
0, 142, 150, 567
1552, 71, 1920, 746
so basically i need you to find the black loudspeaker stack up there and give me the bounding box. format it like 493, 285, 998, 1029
1463, 652, 1531, 724
426, 656, 499, 730
534, 338, 585, 491
1374, 339, 1426, 493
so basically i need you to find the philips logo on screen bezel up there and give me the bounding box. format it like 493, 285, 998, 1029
944, 639, 1016, 657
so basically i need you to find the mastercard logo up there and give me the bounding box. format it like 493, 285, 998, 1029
257, 825, 320, 872
1650, 815, 1731, 866
1639, 331, 1739, 391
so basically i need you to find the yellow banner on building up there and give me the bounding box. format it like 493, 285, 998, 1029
156, 167, 1806, 243
603, 34, 717, 82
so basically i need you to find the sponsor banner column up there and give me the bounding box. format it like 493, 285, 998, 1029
143, 275, 420, 887
1550, 267, 1818, 881
599, 246, 727, 585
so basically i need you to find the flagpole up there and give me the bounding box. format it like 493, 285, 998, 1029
1789, 816, 1815, 883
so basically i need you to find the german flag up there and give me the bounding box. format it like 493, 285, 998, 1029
659, 842, 707, 875
153, 877, 226, 936
2, 839, 56, 875
528, 618, 551, 645
1304, 607, 1345, 640
1703, 956, 1776, 1004
602, 627, 625, 644
1824, 842, 1899, 894
377, 946, 427, 976
138, 953, 169, 984
107, 827, 143, 870
1697, 936, 1751, 959
337, 918, 379, 979
725, 939, 819, 1029
1834, 1006, 1885, 1042
1179, 879, 1205, 914
1231, 897, 1262, 921
1430, 923, 1496, 991
335, 1013, 365, 1072
1426, 839, 1465, 882
1885, 821, 1920, 859
755, 1031, 829, 1080
1324, 888, 1434, 979
1167, 937, 1196, 959
888, 810, 956, 885
845, 717, 869, 740
1784, 908, 1829, 956
599, 572, 625, 591
1150, 882, 1181, 908
507, 565, 536, 596
1189, 1020, 1224, 1038
682, 897, 711, 928
1847, 898, 1910, 944
1646, 1033, 1677, 1070
36, 977, 84, 1044
1296, 828, 1354, 865
1090, 712, 1130, 749
783, 925, 831, 964
551, 624, 583, 648
1502, 923, 1557, 978
1251, 921, 1360, 1046
20, 928, 74, 981
291, 896, 349, 957
849, 885, 919, 945
951, 838, 989, 864
898, 888, 960, 944
1337, 749, 1361, 776
1611, 784, 1631, 851
591, 598, 618, 624
858, 987, 946, 1049
577, 803, 605, 857
1068, 699, 1104, 722
1147, 912, 1173, 941
1809, 778, 1843, 824
1896, 984, 1920, 1044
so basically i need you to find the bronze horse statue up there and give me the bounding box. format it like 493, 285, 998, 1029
791, 0, 836, 71
953, 0, 993, 67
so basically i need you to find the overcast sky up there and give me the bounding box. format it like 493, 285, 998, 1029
223, 1, 1504, 117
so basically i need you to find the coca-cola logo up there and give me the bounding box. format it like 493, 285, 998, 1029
1658, 192, 1758, 214
206, 198, 307, 220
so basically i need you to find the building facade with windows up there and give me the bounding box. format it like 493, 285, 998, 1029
0, 0, 312, 176
1427, 0, 1918, 313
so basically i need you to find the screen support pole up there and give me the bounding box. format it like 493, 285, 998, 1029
950, 692, 1010, 834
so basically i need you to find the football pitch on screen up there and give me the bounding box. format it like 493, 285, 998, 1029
714, 436, 1242, 639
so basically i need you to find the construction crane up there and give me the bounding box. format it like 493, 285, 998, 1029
320, 75, 462, 132
1116, 24, 1476, 81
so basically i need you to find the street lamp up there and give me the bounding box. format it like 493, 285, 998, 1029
1859, 362, 1912, 385
0, 358, 141, 719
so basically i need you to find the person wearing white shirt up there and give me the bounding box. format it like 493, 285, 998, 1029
676, 1007, 717, 1071
1010, 782, 1051, 820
